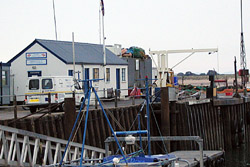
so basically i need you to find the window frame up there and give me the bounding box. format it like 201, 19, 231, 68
29, 79, 39, 90
122, 68, 126, 81
2, 71, 7, 86
106, 68, 110, 82
42, 79, 53, 89
93, 68, 99, 82
68, 70, 73, 76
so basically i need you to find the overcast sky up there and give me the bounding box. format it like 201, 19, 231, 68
1, 0, 250, 74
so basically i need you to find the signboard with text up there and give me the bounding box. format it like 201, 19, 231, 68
26, 59, 47, 65
26, 52, 47, 58
26, 52, 47, 65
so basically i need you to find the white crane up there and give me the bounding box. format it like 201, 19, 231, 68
149, 48, 218, 87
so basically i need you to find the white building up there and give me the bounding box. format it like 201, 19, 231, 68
8, 39, 128, 102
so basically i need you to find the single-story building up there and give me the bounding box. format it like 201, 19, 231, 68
0, 63, 10, 105
7, 39, 128, 102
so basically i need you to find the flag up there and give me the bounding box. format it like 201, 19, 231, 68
100, 0, 104, 16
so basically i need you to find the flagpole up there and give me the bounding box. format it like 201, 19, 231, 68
99, 5, 102, 44
101, 0, 106, 98
102, 8, 106, 66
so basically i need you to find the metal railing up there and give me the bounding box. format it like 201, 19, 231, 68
0, 125, 106, 167
105, 136, 204, 167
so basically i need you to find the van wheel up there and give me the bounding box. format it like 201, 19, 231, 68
30, 106, 37, 114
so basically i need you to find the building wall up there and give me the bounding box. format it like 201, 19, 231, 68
10, 43, 128, 101
122, 57, 152, 88
83, 64, 128, 98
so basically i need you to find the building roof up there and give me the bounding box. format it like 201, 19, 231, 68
8, 39, 128, 65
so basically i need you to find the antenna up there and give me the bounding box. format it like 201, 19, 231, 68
52, 0, 58, 40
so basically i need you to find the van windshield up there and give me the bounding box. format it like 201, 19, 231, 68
42, 79, 53, 89
29, 79, 39, 90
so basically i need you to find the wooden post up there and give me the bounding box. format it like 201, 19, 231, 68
115, 89, 118, 108
48, 93, 51, 113
13, 95, 17, 127
95, 94, 98, 109
161, 87, 171, 152
64, 98, 76, 140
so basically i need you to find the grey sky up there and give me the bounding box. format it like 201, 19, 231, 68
1, 0, 250, 74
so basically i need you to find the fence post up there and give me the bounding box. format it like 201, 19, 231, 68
115, 89, 118, 108
13, 95, 17, 127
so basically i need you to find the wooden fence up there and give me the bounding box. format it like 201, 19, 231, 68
1, 98, 250, 154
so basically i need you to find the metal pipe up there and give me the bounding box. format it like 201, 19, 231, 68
145, 76, 151, 155
114, 130, 147, 135
80, 87, 92, 167
198, 140, 204, 167
138, 112, 142, 150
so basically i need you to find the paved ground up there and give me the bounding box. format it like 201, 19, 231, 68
0, 98, 145, 120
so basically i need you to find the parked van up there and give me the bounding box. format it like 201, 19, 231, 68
25, 76, 84, 113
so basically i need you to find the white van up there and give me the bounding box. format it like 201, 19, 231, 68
25, 76, 84, 113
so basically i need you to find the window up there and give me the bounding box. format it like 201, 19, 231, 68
93, 68, 99, 81
106, 68, 110, 82
42, 79, 53, 89
2, 71, 7, 86
29, 79, 39, 90
122, 68, 126, 81
68, 70, 73, 76
136, 59, 139, 71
